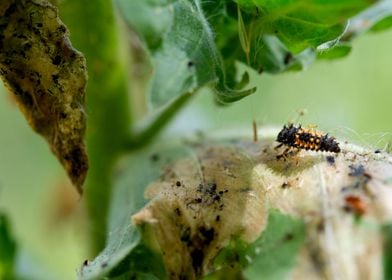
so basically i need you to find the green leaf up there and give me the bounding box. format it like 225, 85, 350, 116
117, 0, 255, 107
371, 15, 392, 32
243, 210, 305, 279
202, 0, 377, 78
213, 209, 305, 280
236, 0, 372, 53
237, 4, 251, 63
252, 35, 316, 73
79, 145, 193, 279
117, 0, 392, 108
317, 44, 352, 60
0, 214, 17, 279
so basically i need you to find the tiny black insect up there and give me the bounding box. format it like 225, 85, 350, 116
276, 124, 341, 153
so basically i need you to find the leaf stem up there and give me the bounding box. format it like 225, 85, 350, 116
127, 92, 193, 149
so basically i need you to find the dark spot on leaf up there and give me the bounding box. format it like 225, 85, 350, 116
174, 207, 181, 216
374, 149, 381, 154
180, 227, 191, 243
4, 3, 17, 18
83, 259, 89, 266
215, 215, 220, 222
326, 155, 335, 166
150, 153, 160, 162
52, 55, 62, 65
58, 25, 66, 34
10, 81, 34, 107
284, 233, 294, 241
341, 186, 350, 192
23, 42, 32, 51
32, 27, 40, 35
52, 74, 59, 84
353, 182, 361, 189
3, 58, 12, 66
176, 181, 181, 187
187, 61, 194, 68
317, 221, 324, 232
199, 226, 214, 245
190, 249, 204, 274
348, 164, 365, 177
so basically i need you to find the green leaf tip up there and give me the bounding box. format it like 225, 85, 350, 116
0, 214, 17, 279
317, 45, 352, 60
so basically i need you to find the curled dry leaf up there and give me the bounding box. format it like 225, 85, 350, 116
132, 128, 392, 279
0, 0, 88, 193
133, 146, 268, 279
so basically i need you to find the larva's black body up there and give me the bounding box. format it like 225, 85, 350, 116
277, 124, 341, 153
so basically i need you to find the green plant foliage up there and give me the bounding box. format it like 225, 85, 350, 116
383, 224, 392, 280
243, 210, 305, 279
117, 0, 256, 108
117, 0, 392, 109
203, 0, 375, 74
236, 0, 370, 52
79, 145, 193, 279
211, 209, 305, 280
371, 15, 392, 32
317, 44, 352, 60
0, 214, 17, 279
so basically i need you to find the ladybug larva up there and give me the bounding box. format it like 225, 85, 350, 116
276, 124, 341, 153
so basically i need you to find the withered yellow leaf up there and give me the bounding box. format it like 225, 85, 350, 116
0, 0, 88, 194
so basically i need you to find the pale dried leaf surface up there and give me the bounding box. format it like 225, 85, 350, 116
0, 0, 88, 193
133, 145, 267, 279
132, 128, 392, 279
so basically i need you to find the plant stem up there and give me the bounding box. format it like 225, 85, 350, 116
58, 1, 132, 254
128, 92, 193, 149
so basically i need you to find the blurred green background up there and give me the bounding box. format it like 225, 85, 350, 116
0, 26, 391, 279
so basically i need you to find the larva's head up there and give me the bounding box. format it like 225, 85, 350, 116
277, 124, 297, 145
324, 137, 341, 153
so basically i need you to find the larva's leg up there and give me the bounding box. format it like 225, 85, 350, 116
274, 143, 284, 150
277, 147, 291, 161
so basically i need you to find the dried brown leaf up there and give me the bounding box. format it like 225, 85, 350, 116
0, 0, 88, 193
132, 146, 267, 279
131, 130, 392, 278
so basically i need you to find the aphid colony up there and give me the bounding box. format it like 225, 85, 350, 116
276, 124, 341, 153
